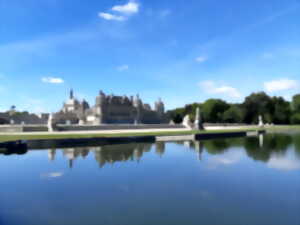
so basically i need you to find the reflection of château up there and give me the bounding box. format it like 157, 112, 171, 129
53, 90, 167, 125
47, 143, 167, 168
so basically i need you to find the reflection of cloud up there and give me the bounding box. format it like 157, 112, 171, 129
268, 157, 300, 171
41, 172, 64, 178
214, 158, 237, 165
199, 190, 212, 199
206, 150, 243, 169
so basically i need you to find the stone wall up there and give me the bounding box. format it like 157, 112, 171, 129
0, 124, 185, 133
0, 125, 48, 132
56, 124, 185, 131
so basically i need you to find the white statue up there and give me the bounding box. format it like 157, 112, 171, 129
182, 115, 192, 129
169, 120, 175, 125
47, 113, 55, 132
258, 115, 264, 128
194, 107, 204, 130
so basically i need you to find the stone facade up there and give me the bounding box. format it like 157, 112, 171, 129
53, 90, 167, 125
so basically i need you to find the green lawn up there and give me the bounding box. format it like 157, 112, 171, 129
0, 128, 264, 143
265, 125, 300, 132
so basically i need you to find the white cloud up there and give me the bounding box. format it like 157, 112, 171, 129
112, 1, 139, 14
199, 81, 242, 98
98, 12, 126, 21
195, 56, 207, 63
117, 64, 129, 71
99, 1, 139, 22
264, 78, 299, 92
42, 77, 64, 84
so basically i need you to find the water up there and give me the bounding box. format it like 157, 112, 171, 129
0, 133, 300, 225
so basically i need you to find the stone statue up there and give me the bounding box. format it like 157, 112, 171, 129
258, 115, 264, 128
79, 119, 85, 125
169, 120, 175, 125
194, 107, 204, 130
182, 115, 192, 129
47, 113, 56, 132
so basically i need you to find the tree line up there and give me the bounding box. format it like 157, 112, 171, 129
166, 92, 300, 124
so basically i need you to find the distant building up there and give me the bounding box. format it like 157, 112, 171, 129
53, 89, 167, 124
0, 107, 48, 125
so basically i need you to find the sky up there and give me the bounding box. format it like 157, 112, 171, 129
1, 0, 300, 113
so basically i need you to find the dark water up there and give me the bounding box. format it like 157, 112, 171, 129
1, 133, 300, 225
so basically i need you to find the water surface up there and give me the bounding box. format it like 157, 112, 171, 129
0, 133, 300, 225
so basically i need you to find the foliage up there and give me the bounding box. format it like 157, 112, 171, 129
271, 97, 291, 124
201, 99, 229, 123
223, 105, 243, 123
242, 92, 273, 124
167, 92, 300, 125
292, 94, 300, 112
291, 113, 300, 124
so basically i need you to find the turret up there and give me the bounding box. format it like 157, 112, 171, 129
70, 89, 74, 99
133, 94, 142, 107
155, 98, 165, 115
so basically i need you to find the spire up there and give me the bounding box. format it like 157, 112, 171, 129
70, 89, 74, 99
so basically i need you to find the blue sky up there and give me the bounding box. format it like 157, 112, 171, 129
1, 0, 300, 113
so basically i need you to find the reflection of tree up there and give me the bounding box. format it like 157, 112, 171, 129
175, 134, 294, 163
244, 134, 292, 162
293, 134, 300, 158
244, 137, 270, 162
204, 139, 231, 155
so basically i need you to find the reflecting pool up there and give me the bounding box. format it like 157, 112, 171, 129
0, 133, 300, 225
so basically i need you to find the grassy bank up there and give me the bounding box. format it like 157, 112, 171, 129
265, 125, 300, 132
0, 128, 265, 143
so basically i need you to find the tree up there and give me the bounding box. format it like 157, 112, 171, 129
242, 92, 273, 124
292, 94, 300, 112
271, 97, 291, 124
223, 105, 243, 123
202, 99, 230, 123
291, 113, 300, 124
166, 103, 201, 124
173, 113, 183, 124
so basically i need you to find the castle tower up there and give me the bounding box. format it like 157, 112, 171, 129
94, 90, 106, 124
133, 94, 142, 124
155, 98, 165, 118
